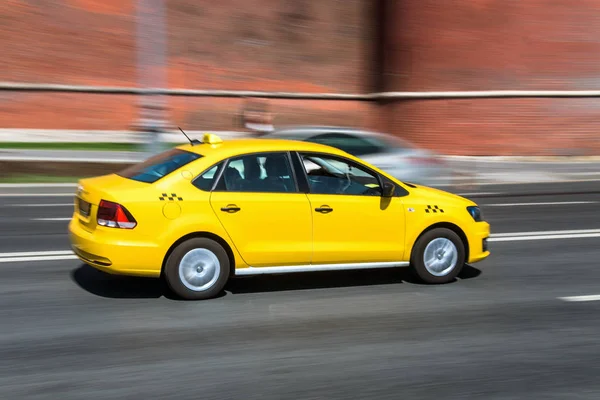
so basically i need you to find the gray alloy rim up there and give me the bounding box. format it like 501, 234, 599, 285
423, 238, 458, 277
178, 248, 221, 291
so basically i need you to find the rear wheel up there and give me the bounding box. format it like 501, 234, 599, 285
164, 238, 230, 300
410, 228, 465, 284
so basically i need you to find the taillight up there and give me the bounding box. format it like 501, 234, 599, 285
97, 200, 137, 229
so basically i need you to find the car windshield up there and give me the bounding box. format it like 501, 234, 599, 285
117, 148, 202, 183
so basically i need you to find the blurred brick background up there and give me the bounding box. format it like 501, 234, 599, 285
2, 0, 600, 155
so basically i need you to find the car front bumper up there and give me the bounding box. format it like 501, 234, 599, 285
467, 221, 491, 264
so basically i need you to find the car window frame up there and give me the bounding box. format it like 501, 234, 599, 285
292, 151, 408, 198
191, 161, 226, 192
211, 151, 301, 194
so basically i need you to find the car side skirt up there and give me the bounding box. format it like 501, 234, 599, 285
234, 261, 410, 276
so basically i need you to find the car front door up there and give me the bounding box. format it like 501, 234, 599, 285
209, 151, 313, 267
296, 151, 407, 265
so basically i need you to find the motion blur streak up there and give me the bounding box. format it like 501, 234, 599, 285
559, 295, 600, 302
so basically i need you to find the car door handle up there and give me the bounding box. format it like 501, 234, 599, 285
221, 205, 241, 213
315, 205, 333, 214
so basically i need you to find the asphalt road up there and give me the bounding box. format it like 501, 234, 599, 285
2, 183, 600, 399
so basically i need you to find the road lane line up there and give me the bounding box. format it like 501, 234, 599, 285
0, 183, 77, 188
0, 250, 78, 263
561, 172, 600, 176
484, 201, 597, 207
8, 203, 74, 207
31, 217, 72, 221
558, 295, 600, 302
0, 193, 74, 197
492, 228, 600, 237
458, 192, 503, 196
490, 233, 600, 242
0, 255, 78, 263
0, 250, 74, 258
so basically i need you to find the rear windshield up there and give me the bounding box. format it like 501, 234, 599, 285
117, 149, 202, 183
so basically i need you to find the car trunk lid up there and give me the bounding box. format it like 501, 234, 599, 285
74, 174, 147, 232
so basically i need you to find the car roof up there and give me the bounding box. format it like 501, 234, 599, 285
174, 137, 350, 159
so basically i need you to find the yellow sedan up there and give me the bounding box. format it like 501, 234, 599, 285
69, 133, 490, 300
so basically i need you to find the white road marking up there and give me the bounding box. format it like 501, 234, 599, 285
0, 250, 73, 257
0, 193, 74, 197
490, 228, 600, 242
484, 201, 597, 207
0, 250, 77, 263
490, 233, 600, 242
458, 192, 503, 196
561, 172, 600, 176
558, 295, 600, 302
8, 203, 73, 207
492, 228, 600, 237
0, 255, 78, 263
0, 183, 77, 188
31, 217, 72, 221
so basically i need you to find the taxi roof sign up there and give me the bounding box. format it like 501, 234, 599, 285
177, 127, 223, 146
201, 133, 223, 145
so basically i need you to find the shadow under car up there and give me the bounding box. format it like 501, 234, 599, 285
71, 263, 482, 300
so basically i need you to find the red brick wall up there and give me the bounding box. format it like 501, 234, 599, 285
0, 0, 375, 131
3, 0, 600, 155
381, 0, 600, 155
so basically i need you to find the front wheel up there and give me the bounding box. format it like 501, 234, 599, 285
410, 228, 465, 284
164, 238, 230, 300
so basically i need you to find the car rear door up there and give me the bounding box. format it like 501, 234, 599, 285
209, 151, 313, 267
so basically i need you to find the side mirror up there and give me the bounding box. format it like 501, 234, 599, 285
382, 181, 395, 197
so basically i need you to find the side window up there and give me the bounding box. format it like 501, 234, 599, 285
192, 162, 224, 191
299, 153, 382, 196
216, 152, 297, 193
306, 133, 381, 157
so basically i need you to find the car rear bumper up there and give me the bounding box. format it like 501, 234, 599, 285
467, 221, 491, 264
68, 217, 162, 277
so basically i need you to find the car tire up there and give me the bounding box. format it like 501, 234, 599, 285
410, 228, 465, 284
164, 237, 230, 300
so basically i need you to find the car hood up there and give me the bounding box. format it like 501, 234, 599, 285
402, 182, 477, 207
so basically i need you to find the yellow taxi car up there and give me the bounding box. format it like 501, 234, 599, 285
69, 133, 490, 300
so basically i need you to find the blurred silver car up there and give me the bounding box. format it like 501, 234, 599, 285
263, 126, 452, 188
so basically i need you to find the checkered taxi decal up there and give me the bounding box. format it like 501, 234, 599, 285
159, 193, 183, 201
425, 205, 444, 213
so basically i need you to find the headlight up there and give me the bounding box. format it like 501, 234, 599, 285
467, 206, 483, 222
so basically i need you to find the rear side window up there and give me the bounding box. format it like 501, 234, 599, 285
192, 162, 224, 191
118, 149, 202, 183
